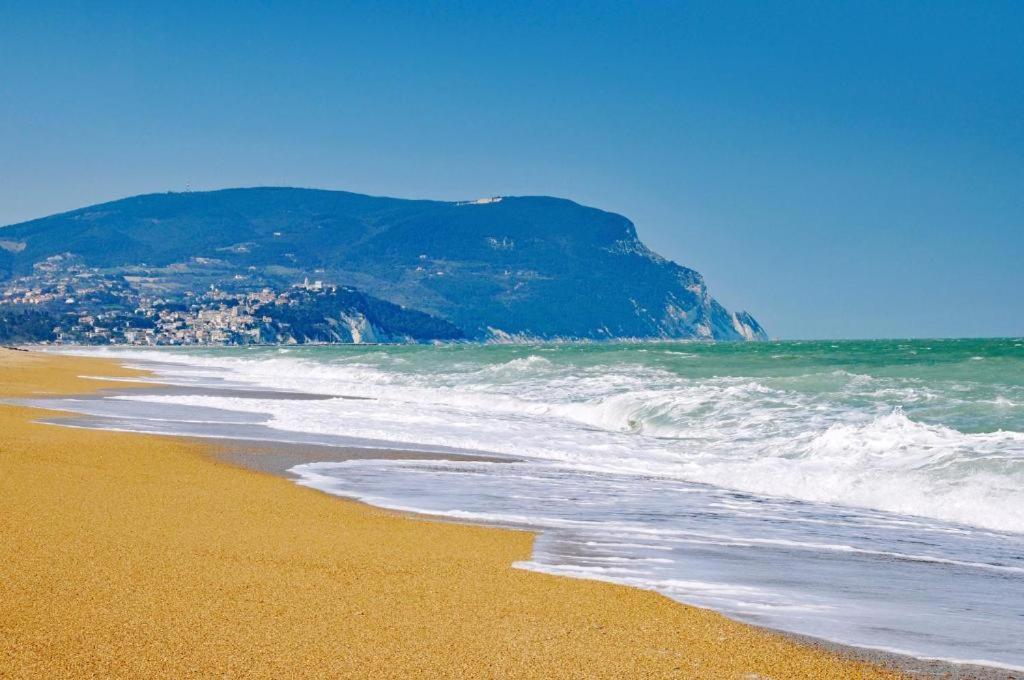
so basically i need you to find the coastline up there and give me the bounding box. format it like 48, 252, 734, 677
0, 348, 943, 677
217, 440, 1021, 680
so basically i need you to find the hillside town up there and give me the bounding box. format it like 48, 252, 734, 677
0, 254, 336, 345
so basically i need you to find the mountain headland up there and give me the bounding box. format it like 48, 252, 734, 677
0, 188, 766, 345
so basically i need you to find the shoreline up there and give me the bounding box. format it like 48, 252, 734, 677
214, 439, 1020, 680
0, 348, 994, 678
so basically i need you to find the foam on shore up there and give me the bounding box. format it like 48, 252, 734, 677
0, 349, 901, 678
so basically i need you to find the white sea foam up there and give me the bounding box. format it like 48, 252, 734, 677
90, 344, 1024, 534
279, 453, 1024, 668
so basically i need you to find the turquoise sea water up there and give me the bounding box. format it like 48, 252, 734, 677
45, 338, 1024, 668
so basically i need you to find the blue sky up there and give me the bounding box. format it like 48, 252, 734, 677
1, 1, 1021, 339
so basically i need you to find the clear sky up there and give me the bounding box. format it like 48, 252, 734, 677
1, 1, 1021, 339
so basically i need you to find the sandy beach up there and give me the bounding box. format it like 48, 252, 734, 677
0, 348, 906, 678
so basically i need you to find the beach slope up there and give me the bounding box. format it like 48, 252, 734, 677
0, 349, 896, 678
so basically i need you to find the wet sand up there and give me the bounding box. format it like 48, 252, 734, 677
214, 439, 510, 473
0, 348, 927, 677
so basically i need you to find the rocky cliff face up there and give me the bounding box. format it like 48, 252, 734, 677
0, 188, 767, 341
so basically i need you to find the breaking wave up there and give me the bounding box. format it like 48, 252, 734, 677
83, 342, 1024, 533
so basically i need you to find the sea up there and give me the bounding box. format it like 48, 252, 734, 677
38, 339, 1024, 670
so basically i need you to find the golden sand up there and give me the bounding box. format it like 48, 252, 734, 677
0, 349, 902, 678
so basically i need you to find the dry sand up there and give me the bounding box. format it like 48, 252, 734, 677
0, 348, 905, 678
